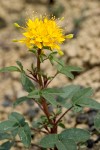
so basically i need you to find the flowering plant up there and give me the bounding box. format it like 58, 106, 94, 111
0, 16, 100, 150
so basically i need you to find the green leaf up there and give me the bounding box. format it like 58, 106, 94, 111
11, 127, 19, 137
39, 53, 47, 62
21, 73, 35, 92
61, 139, 77, 150
39, 134, 77, 150
41, 88, 64, 106
59, 128, 90, 143
58, 66, 83, 79
0, 141, 14, 150
0, 120, 18, 132
0, 66, 20, 72
16, 61, 23, 71
72, 87, 93, 105
53, 57, 65, 66
28, 89, 40, 99
41, 92, 58, 106
0, 132, 12, 140
29, 49, 37, 54
60, 85, 81, 99
56, 139, 77, 150
32, 116, 48, 129
48, 53, 64, 66
56, 85, 80, 108
48, 56, 55, 65
32, 119, 42, 129
39, 134, 58, 148
58, 123, 65, 129
56, 140, 66, 150
8, 112, 25, 126
94, 112, 100, 132
56, 96, 72, 108
13, 96, 30, 107
65, 66, 83, 72
58, 67, 74, 79
42, 88, 64, 96
73, 105, 83, 113
77, 98, 100, 110
18, 123, 31, 147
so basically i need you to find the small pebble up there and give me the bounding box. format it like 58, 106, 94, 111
2, 95, 12, 107
87, 139, 94, 148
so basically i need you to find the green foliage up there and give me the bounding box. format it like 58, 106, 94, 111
42, 88, 64, 96
28, 89, 40, 99
16, 61, 24, 72
0, 41, 100, 150
0, 66, 20, 72
0, 120, 18, 132
13, 96, 31, 107
41, 91, 58, 106
21, 73, 35, 92
0, 132, 12, 140
56, 139, 77, 150
75, 98, 100, 110
56, 85, 80, 108
49, 53, 83, 79
58, 66, 83, 79
39, 134, 58, 148
72, 87, 93, 104
32, 118, 43, 129
58, 123, 65, 129
71, 87, 100, 110
0, 112, 31, 148
48, 52, 66, 68
0, 141, 14, 150
60, 84, 81, 98
39, 131, 78, 150
41, 88, 65, 106
18, 123, 31, 147
8, 112, 25, 125
59, 128, 90, 143
40, 128, 90, 149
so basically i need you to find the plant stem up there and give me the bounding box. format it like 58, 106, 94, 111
26, 74, 37, 82
31, 127, 48, 134
45, 72, 58, 87
41, 98, 53, 125
37, 49, 43, 88
55, 106, 73, 125
37, 49, 53, 129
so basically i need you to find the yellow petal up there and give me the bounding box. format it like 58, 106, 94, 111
36, 37, 42, 42
27, 19, 34, 27
44, 18, 48, 23
35, 42, 42, 49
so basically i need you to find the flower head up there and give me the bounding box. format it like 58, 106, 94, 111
16, 16, 73, 55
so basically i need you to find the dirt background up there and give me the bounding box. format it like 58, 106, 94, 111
0, 0, 100, 149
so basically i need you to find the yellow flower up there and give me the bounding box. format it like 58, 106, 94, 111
16, 16, 73, 55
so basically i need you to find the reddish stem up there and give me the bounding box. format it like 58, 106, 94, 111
45, 72, 58, 87
55, 106, 73, 125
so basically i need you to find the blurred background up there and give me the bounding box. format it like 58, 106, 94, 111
0, 0, 100, 149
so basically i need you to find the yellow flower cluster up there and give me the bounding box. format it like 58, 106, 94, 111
16, 16, 73, 55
